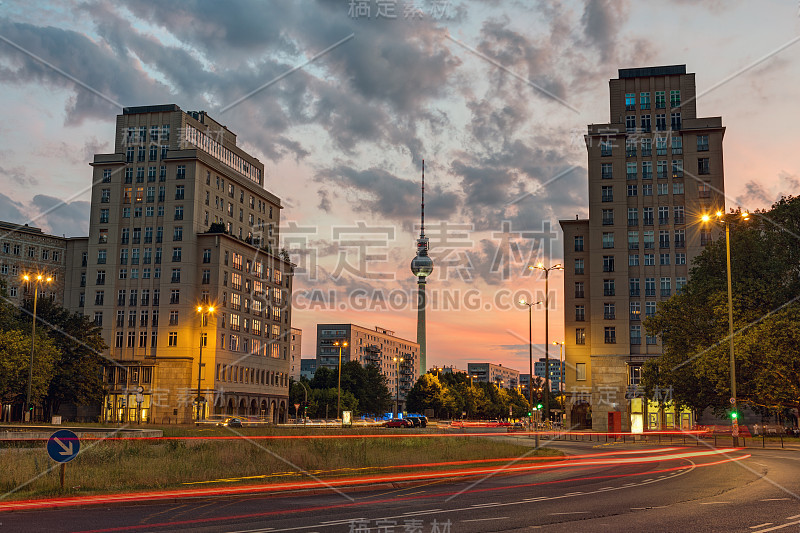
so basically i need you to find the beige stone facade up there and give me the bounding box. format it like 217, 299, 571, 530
290, 327, 302, 380
561, 66, 725, 432
0, 221, 68, 306
77, 104, 294, 424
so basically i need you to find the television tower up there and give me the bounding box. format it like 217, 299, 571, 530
410, 160, 433, 376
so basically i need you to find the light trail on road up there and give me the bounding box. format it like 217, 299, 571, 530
0, 447, 748, 513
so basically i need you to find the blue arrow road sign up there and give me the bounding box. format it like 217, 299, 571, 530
47, 429, 80, 463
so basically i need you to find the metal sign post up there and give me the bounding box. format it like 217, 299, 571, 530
47, 429, 80, 489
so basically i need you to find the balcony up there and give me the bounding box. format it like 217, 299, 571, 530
645, 289, 656, 297
603, 289, 615, 296
661, 289, 671, 297
628, 242, 639, 250
574, 291, 584, 298
629, 289, 640, 297
604, 312, 616, 320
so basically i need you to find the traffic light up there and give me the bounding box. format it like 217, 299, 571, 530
731, 411, 738, 420
537, 403, 543, 410
527, 411, 532, 417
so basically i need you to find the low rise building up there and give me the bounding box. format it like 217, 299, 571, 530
467, 363, 520, 389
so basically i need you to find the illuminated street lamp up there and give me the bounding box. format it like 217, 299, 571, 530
196, 305, 215, 422
393, 356, 405, 417
529, 262, 563, 423
22, 273, 52, 422
701, 209, 750, 446
333, 340, 348, 419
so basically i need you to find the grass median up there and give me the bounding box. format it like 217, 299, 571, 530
0, 426, 561, 500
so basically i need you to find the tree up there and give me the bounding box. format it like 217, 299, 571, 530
406, 373, 445, 416
20, 298, 107, 417
0, 329, 58, 407
644, 196, 800, 416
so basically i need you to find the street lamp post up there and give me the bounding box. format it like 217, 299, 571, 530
702, 210, 749, 446
519, 298, 542, 424
196, 305, 214, 422
23, 273, 52, 422
393, 356, 405, 417
334, 340, 348, 419
530, 262, 563, 423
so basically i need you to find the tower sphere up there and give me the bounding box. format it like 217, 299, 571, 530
411, 255, 434, 277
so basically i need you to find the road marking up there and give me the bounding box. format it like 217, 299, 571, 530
462, 517, 510, 523
631, 506, 667, 510
320, 519, 364, 525
786, 515, 800, 520
643, 479, 654, 482
760, 498, 790, 501
564, 492, 583, 496
227, 529, 274, 533
700, 501, 731, 505
550, 511, 588, 515
751, 524, 774, 529
470, 502, 500, 507
401, 509, 442, 515
750, 520, 800, 532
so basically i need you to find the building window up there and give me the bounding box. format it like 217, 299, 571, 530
574, 236, 584, 252
603, 302, 615, 320
655, 114, 666, 131
627, 207, 638, 226
630, 301, 641, 320
655, 91, 665, 109
174, 206, 184, 220
670, 90, 680, 107
641, 139, 652, 157
602, 209, 614, 226
575, 305, 585, 322
171, 268, 181, 283
574, 282, 584, 298
676, 253, 686, 265
642, 183, 653, 196
673, 182, 685, 195
629, 254, 639, 266
628, 231, 639, 250
624, 93, 635, 110
670, 112, 681, 131
600, 142, 612, 157
625, 139, 637, 158
644, 253, 655, 266
659, 230, 670, 249
645, 278, 656, 297
657, 160, 668, 180
698, 158, 710, 175
602, 256, 615, 273
575, 328, 585, 345
627, 184, 637, 197
603, 279, 615, 296
640, 114, 651, 133
660, 253, 670, 266
574, 258, 584, 275
640, 92, 650, 110
660, 277, 672, 297
175, 185, 184, 200
676, 277, 687, 292
602, 232, 614, 249
601, 185, 613, 202
168, 332, 178, 347
625, 115, 636, 133
630, 325, 642, 345
642, 161, 652, 180
697, 135, 709, 152
604, 327, 616, 344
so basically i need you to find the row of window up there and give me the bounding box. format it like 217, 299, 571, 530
600, 134, 709, 157
624, 113, 681, 133
573, 326, 657, 345
0, 243, 62, 262
601, 229, 687, 249
625, 182, 686, 196
216, 362, 287, 387
124, 125, 170, 145
624, 90, 680, 110
601, 160, 685, 180
599, 203, 710, 227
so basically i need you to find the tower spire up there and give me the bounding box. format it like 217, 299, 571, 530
420, 159, 425, 240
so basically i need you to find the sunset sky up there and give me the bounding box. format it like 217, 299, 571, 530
0, 0, 798, 371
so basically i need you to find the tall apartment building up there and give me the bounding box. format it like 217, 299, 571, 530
290, 327, 302, 380
80, 104, 294, 424
0, 222, 68, 306
561, 66, 725, 432
316, 324, 419, 411
467, 363, 520, 389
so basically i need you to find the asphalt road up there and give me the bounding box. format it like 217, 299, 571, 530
2, 441, 798, 533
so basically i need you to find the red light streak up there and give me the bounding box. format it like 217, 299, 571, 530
0, 449, 747, 514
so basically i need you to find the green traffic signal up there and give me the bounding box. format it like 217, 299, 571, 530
537, 403, 543, 410
527, 411, 532, 416
731, 411, 738, 419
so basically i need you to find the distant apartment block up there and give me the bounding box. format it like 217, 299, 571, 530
466, 363, 520, 389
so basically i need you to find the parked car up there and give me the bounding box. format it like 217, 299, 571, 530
384, 418, 413, 428
406, 415, 428, 428
217, 417, 243, 428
